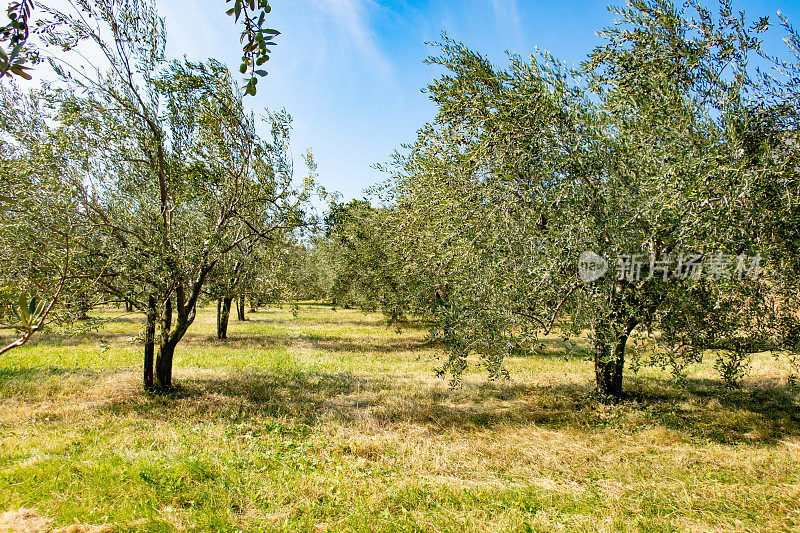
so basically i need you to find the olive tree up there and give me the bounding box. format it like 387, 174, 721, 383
319, 199, 424, 322
42, 1, 311, 390
0, 85, 106, 354
388, 0, 796, 397
0, 0, 287, 355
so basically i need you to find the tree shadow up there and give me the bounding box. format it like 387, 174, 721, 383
12, 329, 138, 348
240, 304, 433, 328
622, 375, 800, 444
0, 366, 107, 407
2, 365, 798, 446
0, 366, 84, 382
92, 314, 143, 324
508, 337, 591, 360
301, 335, 436, 355
92, 369, 389, 425
186, 334, 295, 350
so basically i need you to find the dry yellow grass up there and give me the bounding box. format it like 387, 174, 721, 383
0, 304, 798, 532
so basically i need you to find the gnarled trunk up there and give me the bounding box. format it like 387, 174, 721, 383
142, 267, 209, 393
217, 297, 232, 339
143, 295, 156, 390
236, 294, 246, 321
593, 319, 637, 399
156, 341, 175, 390
155, 297, 173, 390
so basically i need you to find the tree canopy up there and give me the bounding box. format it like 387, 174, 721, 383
366, 0, 800, 397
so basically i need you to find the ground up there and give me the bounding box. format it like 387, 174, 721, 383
0, 303, 798, 532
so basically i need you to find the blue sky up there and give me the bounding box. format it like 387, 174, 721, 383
46, 0, 800, 202
156, 0, 616, 202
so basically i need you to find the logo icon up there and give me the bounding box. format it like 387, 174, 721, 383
578, 251, 607, 283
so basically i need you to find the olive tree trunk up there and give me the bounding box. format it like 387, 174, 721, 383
155, 297, 173, 389
593, 319, 638, 399
217, 297, 232, 339
148, 288, 201, 392
236, 294, 246, 321
143, 295, 156, 390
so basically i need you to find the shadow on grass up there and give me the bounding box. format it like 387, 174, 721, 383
189, 334, 295, 350
0, 366, 84, 381
242, 313, 433, 332
301, 335, 436, 355
182, 332, 430, 353
91, 313, 144, 324
2, 365, 798, 445
123, 371, 800, 445
508, 337, 591, 360
15, 330, 137, 348
0, 366, 108, 409
623, 375, 800, 444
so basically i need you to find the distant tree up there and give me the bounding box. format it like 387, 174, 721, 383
321, 199, 422, 323
209, 241, 265, 339
290, 237, 336, 303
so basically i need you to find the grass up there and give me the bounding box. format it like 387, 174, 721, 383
0, 303, 799, 532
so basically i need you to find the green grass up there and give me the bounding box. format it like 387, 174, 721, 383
0, 304, 799, 532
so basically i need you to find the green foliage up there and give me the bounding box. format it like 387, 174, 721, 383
0, 0, 35, 80
313, 199, 428, 323
9, 292, 45, 329
0, 85, 104, 353
0, 0, 279, 88
383, 1, 800, 396
11, 0, 313, 387
225, 0, 279, 96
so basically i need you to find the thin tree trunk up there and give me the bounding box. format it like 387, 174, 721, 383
611, 333, 627, 394
125, 299, 133, 313
217, 297, 232, 339
237, 294, 246, 321
217, 299, 222, 336
155, 297, 173, 390
143, 295, 156, 391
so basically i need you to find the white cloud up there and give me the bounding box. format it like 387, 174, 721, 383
313, 0, 393, 78
489, 0, 524, 49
